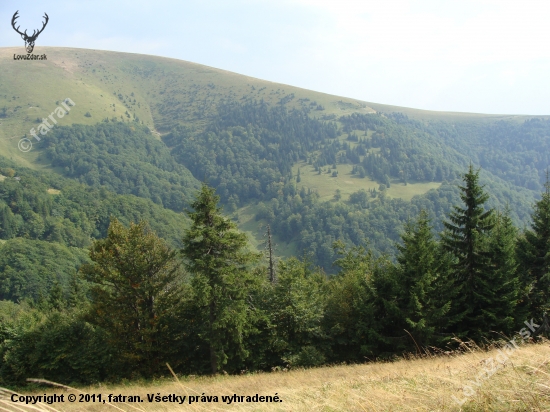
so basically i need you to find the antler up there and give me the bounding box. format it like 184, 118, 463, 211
32, 13, 49, 39
11, 11, 49, 40
11, 11, 25, 37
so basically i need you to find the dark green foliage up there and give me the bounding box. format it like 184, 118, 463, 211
267, 257, 328, 367
517, 179, 550, 313
429, 118, 550, 191
0, 173, 542, 385
80, 218, 184, 377
257, 182, 464, 272
442, 166, 517, 339
167, 102, 337, 206
324, 243, 380, 361
0, 302, 115, 386
392, 211, 454, 349
2, 85, 550, 383
485, 210, 520, 333
0, 238, 89, 302
340, 113, 461, 183
43, 122, 199, 211
3, 102, 541, 272
442, 166, 495, 283
181, 184, 261, 374
0, 159, 189, 248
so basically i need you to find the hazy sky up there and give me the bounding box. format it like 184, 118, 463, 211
1, 0, 549, 115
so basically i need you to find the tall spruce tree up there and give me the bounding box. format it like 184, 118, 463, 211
181, 183, 260, 374
517, 178, 550, 315
393, 210, 454, 349
442, 166, 496, 340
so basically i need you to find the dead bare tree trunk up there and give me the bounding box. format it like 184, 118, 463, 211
266, 225, 276, 283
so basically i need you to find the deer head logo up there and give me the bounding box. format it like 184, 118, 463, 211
11, 11, 49, 54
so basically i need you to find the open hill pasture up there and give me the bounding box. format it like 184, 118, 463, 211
0, 47, 375, 168
292, 161, 441, 202
3, 341, 550, 411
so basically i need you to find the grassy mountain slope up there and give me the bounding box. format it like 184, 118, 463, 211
1, 46, 550, 275
0, 46, 375, 166
3, 47, 539, 165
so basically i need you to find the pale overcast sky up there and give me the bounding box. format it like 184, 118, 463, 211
1, 0, 549, 115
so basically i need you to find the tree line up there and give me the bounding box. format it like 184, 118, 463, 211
1, 166, 549, 386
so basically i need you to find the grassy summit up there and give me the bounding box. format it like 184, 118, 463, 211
1, 46, 537, 169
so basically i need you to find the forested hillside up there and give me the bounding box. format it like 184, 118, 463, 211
1, 48, 550, 387
42, 122, 199, 211
2, 99, 548, 274
2, 171, 549, 385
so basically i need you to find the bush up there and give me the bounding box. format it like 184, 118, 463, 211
284, 346, 326, 368
0, 310, 117, 386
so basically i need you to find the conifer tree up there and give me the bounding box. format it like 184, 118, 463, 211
80, 218, 182, 376
328, 241, 394, 359
484, 209, 519, 333
47, 280, 65, 311
442, 166, 495, 340
269, 257, 327, 367
67, 272, 87, 309
394, 210, 453, 348
181, 183, 260, 374
517, 178, 550, 314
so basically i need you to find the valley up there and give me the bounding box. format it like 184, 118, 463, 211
1, 47, 550, 408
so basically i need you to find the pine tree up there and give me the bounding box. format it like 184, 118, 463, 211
328, 241, 396, 359
181, 183, 260, 374
517, 178, 550, 314
442, 166, 495, 340
48, 280, 65, 311
67, 272, 87, 309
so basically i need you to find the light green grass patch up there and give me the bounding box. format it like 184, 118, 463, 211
293, 161, 441, 202
294, 162, 378, 201
235, 203, 264, 251
386, 181, 441, 201
236, 203, 297, 259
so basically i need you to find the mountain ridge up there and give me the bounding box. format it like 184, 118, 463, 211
1, 46, 549, 272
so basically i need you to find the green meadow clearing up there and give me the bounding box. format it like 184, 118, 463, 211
293, 161, 441, 202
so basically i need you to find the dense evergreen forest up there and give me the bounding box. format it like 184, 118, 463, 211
1, 170, 549, 385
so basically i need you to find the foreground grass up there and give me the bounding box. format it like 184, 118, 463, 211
3, 341, 550, 411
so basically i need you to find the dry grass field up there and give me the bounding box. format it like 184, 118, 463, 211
3, 341, 550, 411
